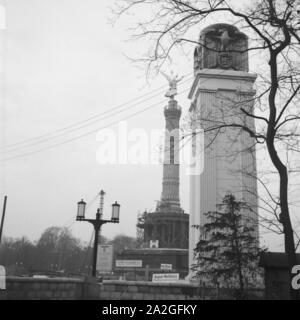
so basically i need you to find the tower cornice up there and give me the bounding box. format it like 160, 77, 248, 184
188, 69, 257, 100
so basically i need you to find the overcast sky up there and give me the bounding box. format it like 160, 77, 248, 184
0, 0, 295, 251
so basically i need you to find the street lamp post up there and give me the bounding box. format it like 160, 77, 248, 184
76, 195, 120, 278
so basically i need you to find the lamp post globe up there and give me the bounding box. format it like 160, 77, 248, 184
77, 199, 86, 220
111, 201, 120, 222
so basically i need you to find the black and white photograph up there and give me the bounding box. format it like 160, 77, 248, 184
0, 0, 300, 305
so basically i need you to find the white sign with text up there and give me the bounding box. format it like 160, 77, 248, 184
115, 260, 142, 268
152, 273, 179, 283
160, 264, 172, 270
97, 245, 114, 273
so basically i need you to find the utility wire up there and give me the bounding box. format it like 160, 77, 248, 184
0, 74, 194, 152
60, 193, 100, 230
0, 86, 192, 161
0, 17, 263, 154
1, 50, 263, 162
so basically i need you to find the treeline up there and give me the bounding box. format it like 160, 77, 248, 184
0, 226, 137, 276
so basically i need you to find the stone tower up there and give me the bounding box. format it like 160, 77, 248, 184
188, 24, 259, 273
137, 75, 189, 249
160, 98, 182, 213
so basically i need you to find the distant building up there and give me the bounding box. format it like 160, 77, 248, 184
114, 248, 188, 281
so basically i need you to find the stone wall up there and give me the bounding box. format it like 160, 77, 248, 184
99, 280, 264, 300
0, 276, 100, 300
0, 277, 264, 300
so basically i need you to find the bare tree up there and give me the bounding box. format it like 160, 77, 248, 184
114, 0, 300, 299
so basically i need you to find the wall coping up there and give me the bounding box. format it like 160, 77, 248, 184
102, 280, 199, 288
102, 280, 264, 292
6, 276, 85, 284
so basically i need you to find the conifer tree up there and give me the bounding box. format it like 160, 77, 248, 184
193, 194, 263, 298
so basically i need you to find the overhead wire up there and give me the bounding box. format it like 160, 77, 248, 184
1, 48, 263, 162
0, 74, 194, 153
0, 86, 192, 161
